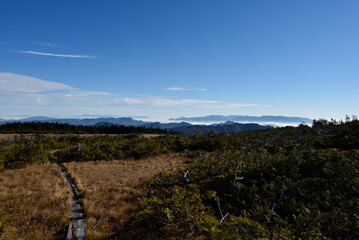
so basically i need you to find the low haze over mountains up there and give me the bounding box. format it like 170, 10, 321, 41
170, 122, 271, 134
170, 115, 312, 124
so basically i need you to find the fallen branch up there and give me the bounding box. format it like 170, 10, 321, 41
90, 214, 104, 232
216, 197, 229, 224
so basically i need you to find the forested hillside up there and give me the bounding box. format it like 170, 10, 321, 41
0, 122, 167, 134
0, 118, 272, 134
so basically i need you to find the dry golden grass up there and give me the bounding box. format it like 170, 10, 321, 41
0, 164, 69, 240
64, 154, 186, 240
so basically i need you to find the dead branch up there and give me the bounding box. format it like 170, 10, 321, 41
233, 164, 244, 187
216, 197, 229, 224
183, 168, 189, 186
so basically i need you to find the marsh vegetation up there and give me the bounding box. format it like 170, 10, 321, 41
0, 119, 358, 239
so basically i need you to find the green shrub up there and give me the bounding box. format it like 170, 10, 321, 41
132, 147, 359, 239
0, 210, 7, 234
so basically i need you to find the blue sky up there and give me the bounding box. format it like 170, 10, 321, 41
1, 0, 358, 121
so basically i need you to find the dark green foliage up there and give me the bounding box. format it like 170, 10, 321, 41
55, 134, 170, 162
0, 121, 167, 134
129, 120, 359, 239
0, 210, 6, 234
0, 136, 51, 169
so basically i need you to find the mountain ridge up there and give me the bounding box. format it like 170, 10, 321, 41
170, 115, 312, 124
0, 115, 299, 134
171, 122, 272, 135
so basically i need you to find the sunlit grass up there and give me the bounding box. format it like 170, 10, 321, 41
0, 164, 69, 240
64, 154, 186, 239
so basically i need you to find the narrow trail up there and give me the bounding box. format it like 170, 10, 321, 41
58, 163, 86, 240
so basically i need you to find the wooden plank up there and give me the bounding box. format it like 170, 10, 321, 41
59, 163, 86, 240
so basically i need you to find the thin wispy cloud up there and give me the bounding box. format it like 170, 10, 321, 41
32, 41, 70, 49
0, 73, 262, 111
224, 103, 259, 108
0, 73, 113, 105
15, 50, 96, 59
167, 86, 208, 91
114, 97, 219, 107
0, 72, 77, 92
63, 91, 110, 97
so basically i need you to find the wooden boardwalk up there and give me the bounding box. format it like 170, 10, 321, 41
59, 163, 86, 240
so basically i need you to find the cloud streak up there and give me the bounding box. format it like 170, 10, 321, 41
0, 73, 262, 112
114, 97, 219, 107
224, 103, 259, 108
15, 50, 96, 59
32, 42, 70, 49
167, 86, 208, 91
0, 72, 77, 92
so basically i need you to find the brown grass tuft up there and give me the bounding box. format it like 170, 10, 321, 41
0, 164, 69, 240
64, 153, 186, 240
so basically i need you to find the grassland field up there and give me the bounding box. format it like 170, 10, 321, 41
0, 153, 186, 240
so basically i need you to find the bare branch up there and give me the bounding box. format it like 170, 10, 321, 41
183, 168, 189, 186
220, 212, 229, 224
267, 192, 283, 223
216, 197, 229, 224
233, 164, 244, 187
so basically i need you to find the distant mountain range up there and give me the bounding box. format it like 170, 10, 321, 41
91, 120, 271, 134
1, 116, 148, 127
0, 116, 191, 130
0, 115, 309, 134
171, 122, 271, 135
170, 115, 312, 124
